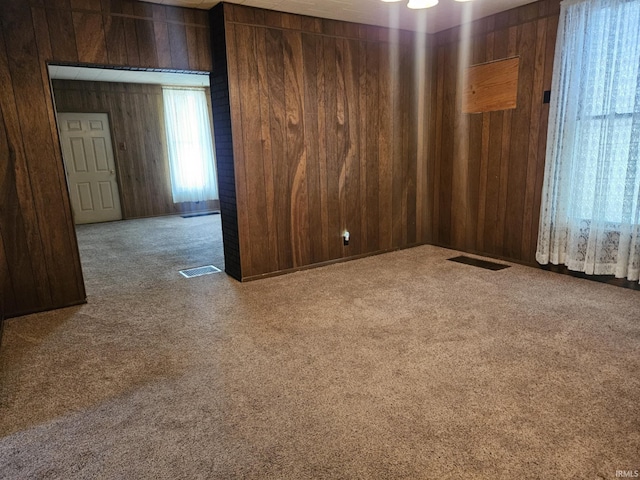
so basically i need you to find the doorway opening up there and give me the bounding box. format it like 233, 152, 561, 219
48, 64, 225, 294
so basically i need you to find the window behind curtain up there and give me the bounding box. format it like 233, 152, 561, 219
162, 87, 218, 203
572, 0, 640, 224
536, 0, 640, 282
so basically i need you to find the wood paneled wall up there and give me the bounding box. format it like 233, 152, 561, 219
0, 0, 212, 317
222, 4, 433, 279
1, 0, 561, 316
428, 0, 561, 265
209, 4, 242, 280
52, 80, 218, 219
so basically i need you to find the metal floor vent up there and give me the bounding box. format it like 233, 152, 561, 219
179, 265, 222, 278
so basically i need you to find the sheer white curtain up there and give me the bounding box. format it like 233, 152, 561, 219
163, 87, 218, 203
536, 0, 640, 282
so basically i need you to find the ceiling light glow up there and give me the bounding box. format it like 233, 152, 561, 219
382, 0, 474, 7
407, 0, 438, 8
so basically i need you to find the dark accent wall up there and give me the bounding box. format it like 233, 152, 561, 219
209, 3, 241, 280
0, 0, 212, 318
52, 79, 219, 219
428, 0, 561, 265
219, 3, 433, 279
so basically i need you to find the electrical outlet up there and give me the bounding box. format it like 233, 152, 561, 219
343, 231, 350, 246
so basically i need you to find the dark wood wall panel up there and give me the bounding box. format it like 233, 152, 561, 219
429, 0, 561, 265
209, 3, 241, 280
222, 4, 431, 279
52, 80, 218, 219
0, 0, 213, 317
2, 0, 560, 316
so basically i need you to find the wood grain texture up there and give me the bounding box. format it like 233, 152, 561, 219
1, 0, 84, 315
72, 11, 108, 64
223, 3, 432, 279
463, 57, 520, 113
2, 0, 561, 316
431, 0, 561, 265
0, 0, 213, 317
52, 80, 218, 219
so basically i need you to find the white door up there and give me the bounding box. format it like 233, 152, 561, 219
58, 113, 122, 224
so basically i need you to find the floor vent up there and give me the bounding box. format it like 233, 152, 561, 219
179, 265, 222, 278
447, 256, 510, 271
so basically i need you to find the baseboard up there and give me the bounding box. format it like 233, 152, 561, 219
241, 243, 425, 282
539, 264, 640, 291
180, 211, 220, 219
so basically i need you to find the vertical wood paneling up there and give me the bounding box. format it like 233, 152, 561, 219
315, 36, 330, 261
357, 40, 368, 253
225, 22, 253, 276
134, 18, 158, 67
223, 4, 433, 279
123, 17, 140, 65
196, 27, 211, 72
390, 35, 403, 249
431, 47, 444, 244
283, 29, 309, 269
365, 40, 379, 251
153, 21, 172, 68
342, 38, 360, 256
404, 41, 417, 247
236, 24, 272, 276
323, 35, 341, 260
377, 40, 393, 252
1, 0, 213, 317
0, 68, 42, 313
185, 25, 200, 71
47, 3, 79, 62
72, 12, 108, 63
2, 1, 83, 310
483, 28, 507, 254
504, 21, 536, 259
104, 15, 128, 64
33, 7, 86, 301
302, 33, 323, 265
265, 28, 292, 270
256, 28, 279, 272
431, 0, 561, 265
335, 37, 348, 255
439, 45, 455, 246
521, 18, 548, 259
530, 13, 559, 258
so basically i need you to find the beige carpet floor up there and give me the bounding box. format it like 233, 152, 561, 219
0, 215, 638, 479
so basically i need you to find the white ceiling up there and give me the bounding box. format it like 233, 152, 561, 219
145, 0, 535, 33
48, 65, 210, 86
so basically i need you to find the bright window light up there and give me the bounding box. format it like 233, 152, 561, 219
163, 88, 218, 204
